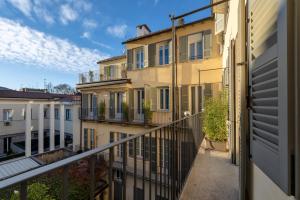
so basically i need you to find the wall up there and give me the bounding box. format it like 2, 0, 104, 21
249, 162, 295, 200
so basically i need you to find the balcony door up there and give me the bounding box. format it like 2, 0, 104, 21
136, 89, 144, 121
116, 92, 124, 119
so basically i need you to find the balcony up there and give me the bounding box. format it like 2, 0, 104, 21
80, 107, 171, 126
78, 70, 127, 84
0, 113, 238, 199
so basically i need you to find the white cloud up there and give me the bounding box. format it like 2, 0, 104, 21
7, 0, 32, 17
81, 31, 91, 39
106, 24, 128, 38
60, 4, 78, 25
73, 0, 92, 12
83, 19, 97, 29
33, 6, 54, 24
0, 17, 109, 72
91, 41, 113, 50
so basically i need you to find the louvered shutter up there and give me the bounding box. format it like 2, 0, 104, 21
204, 83, 212, 98
203, 30, 212, 58
179, 36, 188, 62
148, 43, 156, 67
181, 85, 189, 116
127, 49, 133, 70
128, 89, 134, 122
150, 87, 157, 111
249, 0, 291, 193
144, 45, 148, 67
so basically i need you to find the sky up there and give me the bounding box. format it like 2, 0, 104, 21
0, 0, 211, 90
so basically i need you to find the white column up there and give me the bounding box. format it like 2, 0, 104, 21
60, 104, 65, 148
38, 104, 44, 154
50, 102, 55, 151
25, 103, 32, 157
72, 104, 80, 151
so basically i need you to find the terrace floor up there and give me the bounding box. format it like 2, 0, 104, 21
180, 148, 239, 200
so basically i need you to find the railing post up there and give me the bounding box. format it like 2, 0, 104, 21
133, 138, 137, 200
89, 155, 96, 200
149, 132, 152, 200
122, 142, 127, 200
62, 165, 69, 200
20, 181, 27, 200
109, 148, 114, 200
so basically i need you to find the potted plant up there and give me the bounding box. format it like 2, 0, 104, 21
143, 101, 153, 125
98, 101, 105, 120
203, 90, 228, 151
88, 70, 94, 82
121, 102, 129, 121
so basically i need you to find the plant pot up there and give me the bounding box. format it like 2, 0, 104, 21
202, 137, 228, 152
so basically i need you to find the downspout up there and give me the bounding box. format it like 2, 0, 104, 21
80, 92, 83, 152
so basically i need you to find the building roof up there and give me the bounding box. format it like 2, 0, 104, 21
0, 86, 12, 91
122, 16, 213, 44
0, 157, 41, 180
97, 55, 126, 64
0, 89, 80, 101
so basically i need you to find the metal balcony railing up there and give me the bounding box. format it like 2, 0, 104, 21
78, 70, 126, 84
0, 113, 203, 200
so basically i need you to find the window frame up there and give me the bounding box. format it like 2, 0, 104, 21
158, 42, 170, 65
3, 109, 13, 121
135, 47, 144, 69
158, 87, 170, 111
54, 108, 59, 120
65, 109, 72, 121
187, 31, 211, 61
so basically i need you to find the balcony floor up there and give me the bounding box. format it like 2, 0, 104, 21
180, 148, 239, 200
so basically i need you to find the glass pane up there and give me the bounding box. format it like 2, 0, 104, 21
165, 45, 169, 64
160, 89, 164, 109
189, 43, 195, 60
197, 41, 203, 59
159, 46, 163, 65
165, 88, 169, 110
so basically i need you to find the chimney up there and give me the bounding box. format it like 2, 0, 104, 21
136, 24, 151, 37
177, 18, 185, 26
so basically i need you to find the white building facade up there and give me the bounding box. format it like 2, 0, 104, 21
0, 89, 81, 161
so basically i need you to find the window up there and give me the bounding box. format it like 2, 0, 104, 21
55, 108, 59, 119
116, 132, 126, 158
128, 135, 142, 157
159, 88, 169, 111
90, 129, 95, 148
3, 109, 13, 121
65, 109, 71, 121
44, 109, 48, 119
135, 48, 144, 69
84, 128, 89, 150
159, 43, 169, 65
189, 43, 195, 60
188, 31, 211, 61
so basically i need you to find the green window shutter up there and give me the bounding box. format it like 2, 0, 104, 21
181, 85, 189, 115
249, 0, 291, 194
82, 94, 88, 109
204, 83, 212, 98
179, 36, 188, 63
127, 49, 133, 70
150, 87, 157, 111
148, 43, 156, 67
128, 89, 134, 122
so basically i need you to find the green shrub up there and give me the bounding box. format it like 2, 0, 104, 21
98, 101, 105, 120
203, 90, 228, 142
122, 102, 129, 121
9, 183, 55, 200
143, 101, 153, 124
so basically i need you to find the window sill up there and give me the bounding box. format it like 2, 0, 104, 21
156, 110, 170, 113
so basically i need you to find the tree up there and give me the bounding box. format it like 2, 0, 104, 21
9, 183, 55, 200
53, 84, 75, 94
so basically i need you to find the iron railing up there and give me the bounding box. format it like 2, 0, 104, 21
0, 113, 203, 200
78, 70, 125, 84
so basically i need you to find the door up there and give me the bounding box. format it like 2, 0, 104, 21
110, 92, 115, 119
136, 89, 144, 121
116, 93, 123, 119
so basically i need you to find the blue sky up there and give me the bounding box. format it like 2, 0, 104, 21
0, 0, 211, 90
